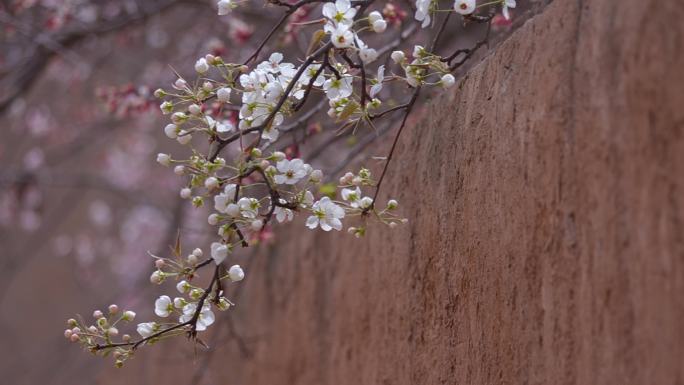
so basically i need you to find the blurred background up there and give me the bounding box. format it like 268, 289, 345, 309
0, 0, 529, 384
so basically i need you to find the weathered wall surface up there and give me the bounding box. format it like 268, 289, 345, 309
218, 0, 684, 384
100, 0, 684, 384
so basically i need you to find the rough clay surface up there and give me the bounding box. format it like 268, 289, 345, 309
105, 0, 684, 383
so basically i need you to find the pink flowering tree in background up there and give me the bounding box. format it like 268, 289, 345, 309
1, 0, 519, 371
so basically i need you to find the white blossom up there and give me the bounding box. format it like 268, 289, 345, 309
217, 0, 234, 15
502, 0, 516, 20
136, 322, 158, 338
194, 58, 209, 73
328, 24, 355, 49
214, 183, 237, 213
454, 0, 476, 15
323, 75, 354, 99
154, 295, 173, 317
306, 197, 345, 231
237, 197, 260, 218
322, 0, 357, 27
274, 158, 308, 185
341, 186, 362, 207
179, 303, 215, 331
211, 242, 229, 264
217, 87, 231, 102
369, 65, 385, 98
415, 0, 432, 28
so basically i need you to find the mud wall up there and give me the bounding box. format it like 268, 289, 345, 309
102, 0, 684, 383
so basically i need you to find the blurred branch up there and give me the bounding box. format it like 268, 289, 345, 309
0, 0, 183, 116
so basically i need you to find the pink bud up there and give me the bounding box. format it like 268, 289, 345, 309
108, 304, 119, 314
70, 333, 80, 342
155, 259, 165, 269
93, 310, 104, 319
64, 329, 72, 338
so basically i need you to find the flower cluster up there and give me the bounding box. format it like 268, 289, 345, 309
415, 0, 516, 28
67, 0, 516, 366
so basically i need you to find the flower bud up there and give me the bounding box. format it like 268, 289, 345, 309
150, 270, 164, 284
387, 199, 398, 210
108, 304, 119, 314
70, 333, 80, 342
72, 327, 81, 334
251, 148, 262, 158
359, 196, 374, 209
190, 288, 204, 300
250, 220, 263, 231
97, 317, 108, 328
389, 222, 398, 228
64, 329, 72, 338
160, 101, 173, 114
187, 254, 198, 265
176, 280, 190, 293
368, 11, 383, 23
171, 112, 188, 124
228, 265, 245, 282
88, 325, 98, 333
173, 165, 186, 175
208, 213, 220, 225
93, 310, 104, 319
122, 311, 136, 321
391, 50, 405, 64
192, 248, 203, 257
154, 88, 166, 98
155, 259, 165, 269
259, 160, 270, 169
441, 73, 456, 89
195, 58, 209, 73
202, 81, 214, 91
352, 176, 363, 186
122, 334, 131, 342
372, 19, 387, 33
173, 78, 188, 90
340, 172, 354, 185
107, 327, 119, 337
188, 104, 202, 116
310, 169, 323, 183
173, 297, 186, 308
164, 123, 178, 139
205, 176, 219, 190
192, 196, 204, 208
272, 151, 286, 161
67, 318, 78, 327
180, 187, 192, 199
156, 153, 171, 166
